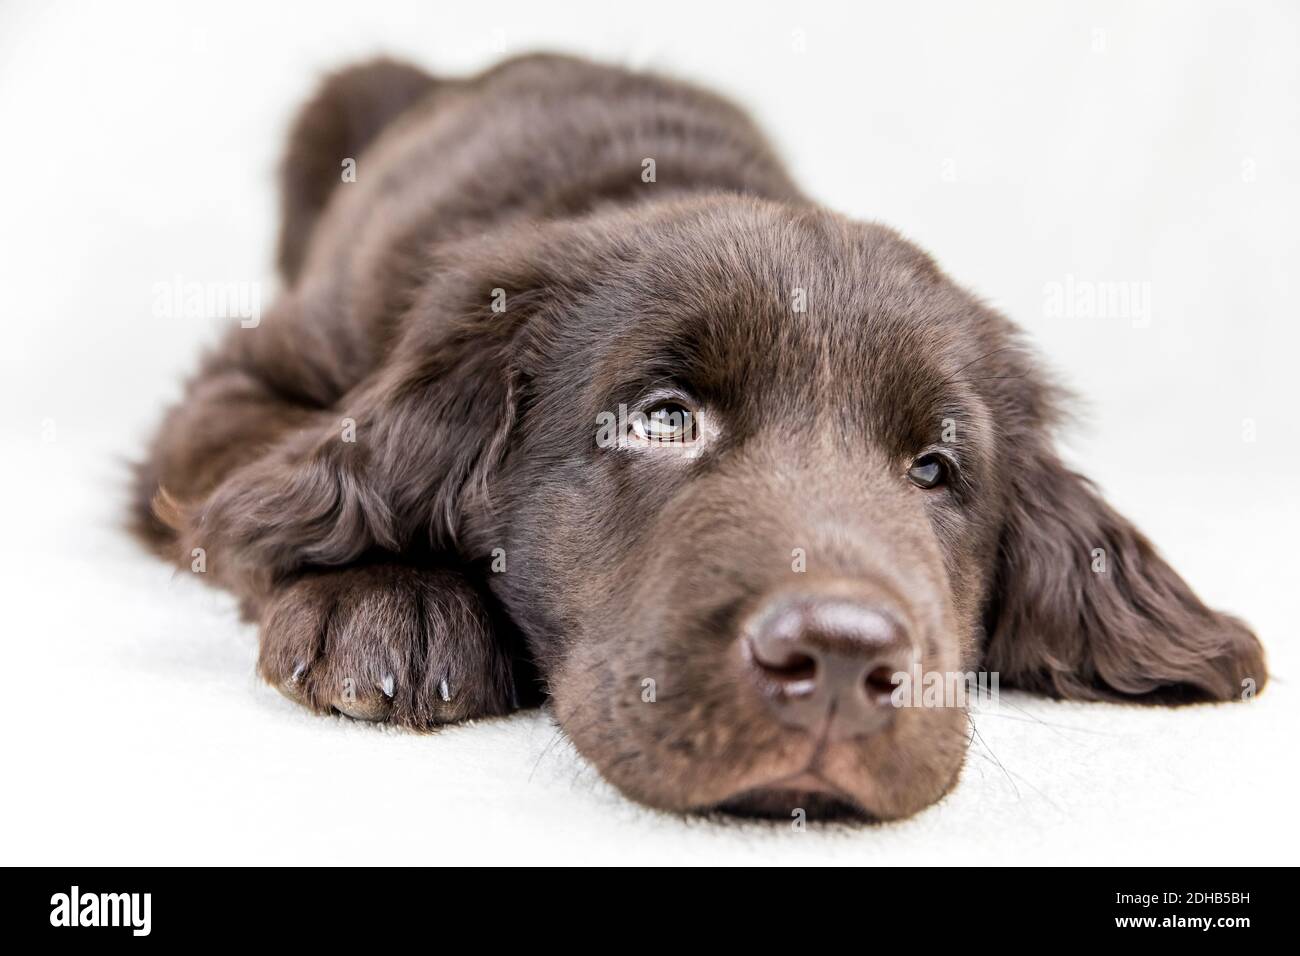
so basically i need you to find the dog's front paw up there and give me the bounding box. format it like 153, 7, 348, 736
258, 564, 515, 727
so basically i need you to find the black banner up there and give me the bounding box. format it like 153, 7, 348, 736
12, 866, 1286, 941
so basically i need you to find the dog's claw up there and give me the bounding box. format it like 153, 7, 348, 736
259, 566, 516, 728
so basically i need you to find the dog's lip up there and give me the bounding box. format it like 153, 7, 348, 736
707, 768, 871, 820
766, 769, 844, 794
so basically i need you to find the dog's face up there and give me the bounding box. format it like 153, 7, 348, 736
488, 204, 997, 817
256, 197, 1263, 820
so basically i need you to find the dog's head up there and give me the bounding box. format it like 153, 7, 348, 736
228, 196, 1267, 819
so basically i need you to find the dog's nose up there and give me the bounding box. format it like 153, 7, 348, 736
745, 595, 915, 740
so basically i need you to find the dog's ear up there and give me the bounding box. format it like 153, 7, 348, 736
984, 434, 1266, 702
188, 230, 573, 580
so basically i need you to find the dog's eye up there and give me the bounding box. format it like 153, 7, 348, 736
907, 453, 949, 489
632, 401, 698, 443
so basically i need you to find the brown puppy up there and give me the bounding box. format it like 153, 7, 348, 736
134, 54, 1266, 820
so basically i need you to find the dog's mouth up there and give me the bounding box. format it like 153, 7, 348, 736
707, 770, 871, 821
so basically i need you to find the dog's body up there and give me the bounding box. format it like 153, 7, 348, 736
136, 54, 1265, 819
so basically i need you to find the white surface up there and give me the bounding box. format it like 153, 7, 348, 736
1, 0, 1296, 865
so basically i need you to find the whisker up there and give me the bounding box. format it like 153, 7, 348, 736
968, 708, 1115, 738
938, 345, 1018, 389
976, 695, 1122, 741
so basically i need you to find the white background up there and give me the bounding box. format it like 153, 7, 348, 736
1, 0, 1296, 864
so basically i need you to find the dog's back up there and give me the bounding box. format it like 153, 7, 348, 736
283, 55, 803, 363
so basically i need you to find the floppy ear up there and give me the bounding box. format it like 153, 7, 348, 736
984, 437, 1267, 703
189, 344, 510, 579
187, 233, 562, 581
